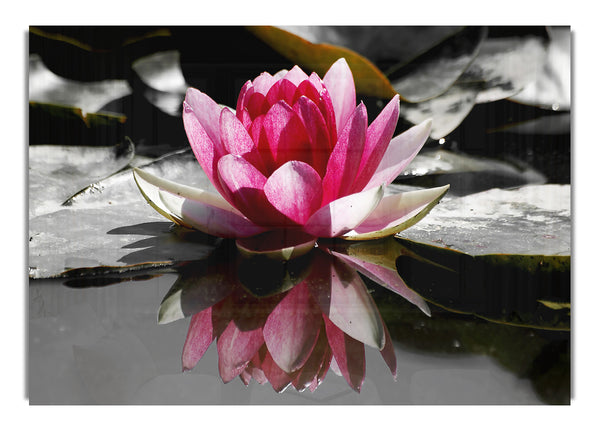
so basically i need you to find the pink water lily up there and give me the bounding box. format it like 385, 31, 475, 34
134, 58, 449, 256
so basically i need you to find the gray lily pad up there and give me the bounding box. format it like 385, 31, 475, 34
398, 184, 570, 256
397, 148, 546, 196
402, 35, 548, 139
388, 27, 488, 103
509, 26, 571, 111
279, 26, 464, 69
29, 54, 131, 115
29, 149, 219, 279
132, 50, 188, 116
29, 140, 135, 218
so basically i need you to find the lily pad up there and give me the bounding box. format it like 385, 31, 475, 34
402, 35, 548, 138
131, 50, 189, 116
388, 27, 488, 103
29, 54, 131, 116
29, 140, 135, 218
398, 184, 570, 256
509, 26, 571, 111
396, 148, 546, 196
28, 149, 219, 279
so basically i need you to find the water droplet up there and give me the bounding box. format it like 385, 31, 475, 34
452, 339, 461, 348
552, 103, 560, 111
438, 138, 445, 145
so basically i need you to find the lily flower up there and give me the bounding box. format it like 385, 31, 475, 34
134, 58, 449, 257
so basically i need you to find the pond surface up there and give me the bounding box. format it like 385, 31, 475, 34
28, 238, 570, 405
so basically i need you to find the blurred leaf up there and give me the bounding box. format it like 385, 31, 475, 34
278, 26, 464, 72
246, 26, 397, 99
29, 54, 131, 115
29, 26, 175, 81
388, 27, 487, 102
399, 184, 570, 257
402, 34, 549, 138
131, 50, 188, 116
510, 26, 571, 110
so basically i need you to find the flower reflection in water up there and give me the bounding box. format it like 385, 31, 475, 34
159, 239, 430, 393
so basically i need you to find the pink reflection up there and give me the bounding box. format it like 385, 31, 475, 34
176, 244, 427, 393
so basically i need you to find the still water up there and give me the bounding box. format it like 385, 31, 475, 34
28, 238, 570, 405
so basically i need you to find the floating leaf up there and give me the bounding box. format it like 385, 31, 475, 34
396, 148, 546, 196
399, 184, 570, 257
29, 54, 131, 115
29, 149, 219, 279
402, 35, 548, 138
388, 27, 487, 103
510, 26, 571, 111
29, 140, 135, 218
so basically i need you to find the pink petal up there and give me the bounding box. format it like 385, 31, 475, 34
158, 189, 267, 238
217, 154, 292, 227
249, 114, 276, 174
263, 101, 312, 170
236, 80, 252, 120
323, 58, 356, 133
183, 102, 226, 196
264, 161, 323, 226
220, 108, 267, 172
362, 119, 433, 191
184, 88, 224, 149
292, 96, 331, 176
220, 107, 255, 156
217, 320, 264, 383
266, 79, 298, 107
261, 350, 295, 393
323, 314, 365, 392
352, 95, 400, 193
251, 71, 278, 95
307, 255, 385, 349
263, 283, 322, 373
182, 307, 215, 371
308, 71, 324, 92
380, 322, 397, 380
343, 184, 449, 239
245, 91, 269, 119
321, 102, 367, 204
297, 77, 337, 148
329, 249, 431, 316
291, 322, 329, 391
303, 185, 384, 238
283, 65, 310, 86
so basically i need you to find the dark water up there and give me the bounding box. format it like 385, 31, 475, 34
28, 238, 570, 405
